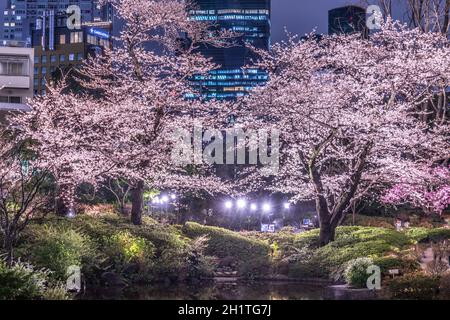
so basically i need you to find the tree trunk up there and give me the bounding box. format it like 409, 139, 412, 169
3, 236, 14, 266
130, 180, 145, 225
56, 183, 75, 216
319, 221, 336, 246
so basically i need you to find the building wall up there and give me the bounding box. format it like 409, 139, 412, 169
2, 0, 111, 43
32, 18, 112, 95
0, 45, 34, 111
190, 0, 271, 100
0, 0, 7, 41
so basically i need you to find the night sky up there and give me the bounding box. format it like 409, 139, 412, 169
272, 0, 358, 42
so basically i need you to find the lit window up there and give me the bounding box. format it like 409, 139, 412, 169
59, 55, 65, 62
69, 53, 75, 61
59, 34, 66, 44
41, 55, 47, 63
70, 31, 83, 43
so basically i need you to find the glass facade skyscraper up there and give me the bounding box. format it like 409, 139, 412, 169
2, 0, 112, 43
189, 0, 271, 100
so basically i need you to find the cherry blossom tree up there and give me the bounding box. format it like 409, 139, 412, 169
13, 0, 232, 225
382, 165, 450, 215
0, 133, 50, 265
232, 21, 450, 245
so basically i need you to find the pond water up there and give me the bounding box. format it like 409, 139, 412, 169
78, 280, 380, 300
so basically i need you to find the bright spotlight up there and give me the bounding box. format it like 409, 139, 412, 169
67, 208, 75, 218
170, 194, 176, 200
225, 201, 233, 209
236, 199, 247, 209
284, 202, 290, 209
262, 203, 272, 212
250, 203, 257, 211
161, 195, 169, 203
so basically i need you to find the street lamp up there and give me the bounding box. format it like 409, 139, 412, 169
236, 199, 247, 209
283, 202, 290, 209
262, 203, 272, 212
161, 195, 169, 203
250, 203, 257, 211
225, 201, 233, 209
170, 194, 176, 200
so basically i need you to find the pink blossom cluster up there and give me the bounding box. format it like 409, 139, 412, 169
382, 166, 450, 215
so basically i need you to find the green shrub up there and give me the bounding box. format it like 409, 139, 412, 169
18, 225, 98, 281
344, 257, 374, 288
103, 230, 155, 281
184, 236, 217, 279
372, 256, 419, 275
406, 228, 450, 243
239, 257, 272, 280
182, 222, 271, 278
389, 273, 440, 300
42, 284, 71, 300
0, 260, 69, 300
343, 214, 395, 228
105, 230, 155, 265
284, 227, 412, 280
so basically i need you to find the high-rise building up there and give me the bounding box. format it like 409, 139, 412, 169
0, 41, 34, 118
2, 0, 112, 43
189, 0, 271, 100
31, 12, 112, 96
328, 5, 368, 38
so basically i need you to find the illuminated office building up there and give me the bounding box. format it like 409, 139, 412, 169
2, 0, 112, 43
189, 0, 271, 100
31, 12, 112, 96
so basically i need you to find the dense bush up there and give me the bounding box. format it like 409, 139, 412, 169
343, 215, 395, 228
182, 222, 271, 278
183, 222, 271, 259
0, 260, 69, 300
17, 225, 98, 281
372, 256, 419, 275
104, 231, 155, 265
184, 236, 217, 279
18, 216, 219, 283
389, 273, 440, 300
103, 230, 155, 281
344, 258, 374, 288
288, 227, 412, 280
261, 226, 415, 281
406, 227, 450, 243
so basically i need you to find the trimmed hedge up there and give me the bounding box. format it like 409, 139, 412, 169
273, 226, 413, 280
406, 227, 450, 243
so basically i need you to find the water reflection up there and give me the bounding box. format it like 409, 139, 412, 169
79, 281, 379, 300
